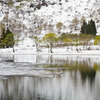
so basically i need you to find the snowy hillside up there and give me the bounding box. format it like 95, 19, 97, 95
0, 0, 100, 38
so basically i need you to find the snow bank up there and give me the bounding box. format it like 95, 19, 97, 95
0, 46, 100, 55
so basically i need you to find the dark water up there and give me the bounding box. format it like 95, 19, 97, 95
0, 55, 100, 100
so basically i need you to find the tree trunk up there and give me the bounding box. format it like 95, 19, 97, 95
50, 42, 53, 53
13, 46, 15, 52
71, 45, 73, 51
67, 46, 69, 52
48, 46, 49, 53
36, 42, 39, 52
50, 55, 53, 63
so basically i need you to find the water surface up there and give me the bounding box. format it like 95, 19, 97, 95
0, 55, 100, 100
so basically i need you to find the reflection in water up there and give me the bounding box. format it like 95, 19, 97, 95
0, 55, 100, 100
0, 71, 98, 100
80, 66, 96, 84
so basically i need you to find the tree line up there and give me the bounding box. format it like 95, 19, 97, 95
0, 19, 98, 54
41, 33, 96, 53
81, 19, 97, 35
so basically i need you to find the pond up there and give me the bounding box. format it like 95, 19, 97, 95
0, 54, 100, 100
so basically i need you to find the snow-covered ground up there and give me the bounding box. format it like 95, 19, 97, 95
0, 0, 100, 55
0, 0, 100, 38
1, 46, 100, 55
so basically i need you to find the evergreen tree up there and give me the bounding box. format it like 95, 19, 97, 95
0, 28, 6, 47
81, 19, 97, 35
0, 28, 14, 48
6, 28, 12, 35
3, 33, 14, 48
87, 21, 92, 35
92, 20, 97, 35
87, 20, 97, 35
1, 28, 6, 40
81, 20, 88, 34
1, 28, 12, 41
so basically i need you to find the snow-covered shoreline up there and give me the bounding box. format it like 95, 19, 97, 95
0, 47, 100, 55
